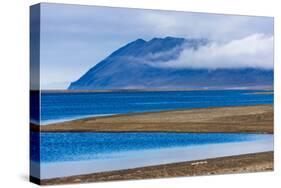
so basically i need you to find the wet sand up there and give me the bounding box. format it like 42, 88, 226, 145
38, 151, 273, 185
39, 105, 273, 133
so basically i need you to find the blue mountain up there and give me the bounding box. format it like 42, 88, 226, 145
68, 37, 273, 90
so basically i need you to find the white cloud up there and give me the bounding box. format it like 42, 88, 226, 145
156, 33, 273, 69
139, 12, 273, 42
39, 3, 274, 88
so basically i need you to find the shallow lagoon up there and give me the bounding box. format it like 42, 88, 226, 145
30, 132, 273, 179
34, 132, 273, 163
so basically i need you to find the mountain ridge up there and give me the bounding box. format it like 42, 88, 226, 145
68, 37, 273, 90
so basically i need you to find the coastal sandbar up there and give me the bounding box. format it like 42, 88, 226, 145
39, 105, 273, 133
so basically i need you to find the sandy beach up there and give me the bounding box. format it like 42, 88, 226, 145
39, 105, 273, 133
38, 151, 273, 185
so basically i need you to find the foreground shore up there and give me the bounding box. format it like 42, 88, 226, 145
39, 105, 273, 133
38, 151, 273, 185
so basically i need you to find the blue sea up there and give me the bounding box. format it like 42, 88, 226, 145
31, 90, 273, 179
40, 90, 273, 124
32, 132, 273, 179
31, 132, 273, 163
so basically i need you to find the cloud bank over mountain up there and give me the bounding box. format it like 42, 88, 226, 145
39, 3, 274, 89
68, 36, 273, 90
146, 34, 273, 70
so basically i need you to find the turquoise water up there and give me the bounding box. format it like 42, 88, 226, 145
40, 90, 273, 124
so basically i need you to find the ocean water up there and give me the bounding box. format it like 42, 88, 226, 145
31, 132, 273, 163
40, 90, 273, 124
30, 132, 273, 179
31, 90, 274, 179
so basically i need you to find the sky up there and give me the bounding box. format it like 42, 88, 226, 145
39, 3, 274, 89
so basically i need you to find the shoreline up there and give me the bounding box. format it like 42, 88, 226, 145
37, 151, 273, 185
40, 87, 273, 93
38, 104, 273, 133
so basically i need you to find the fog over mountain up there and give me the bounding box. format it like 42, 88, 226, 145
68, 36, 273, 90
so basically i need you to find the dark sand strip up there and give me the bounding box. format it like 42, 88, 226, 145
39, 105, 273, 133
39, 151, 273, 185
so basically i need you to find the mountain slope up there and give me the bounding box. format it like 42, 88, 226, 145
68, 37, 273, 90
